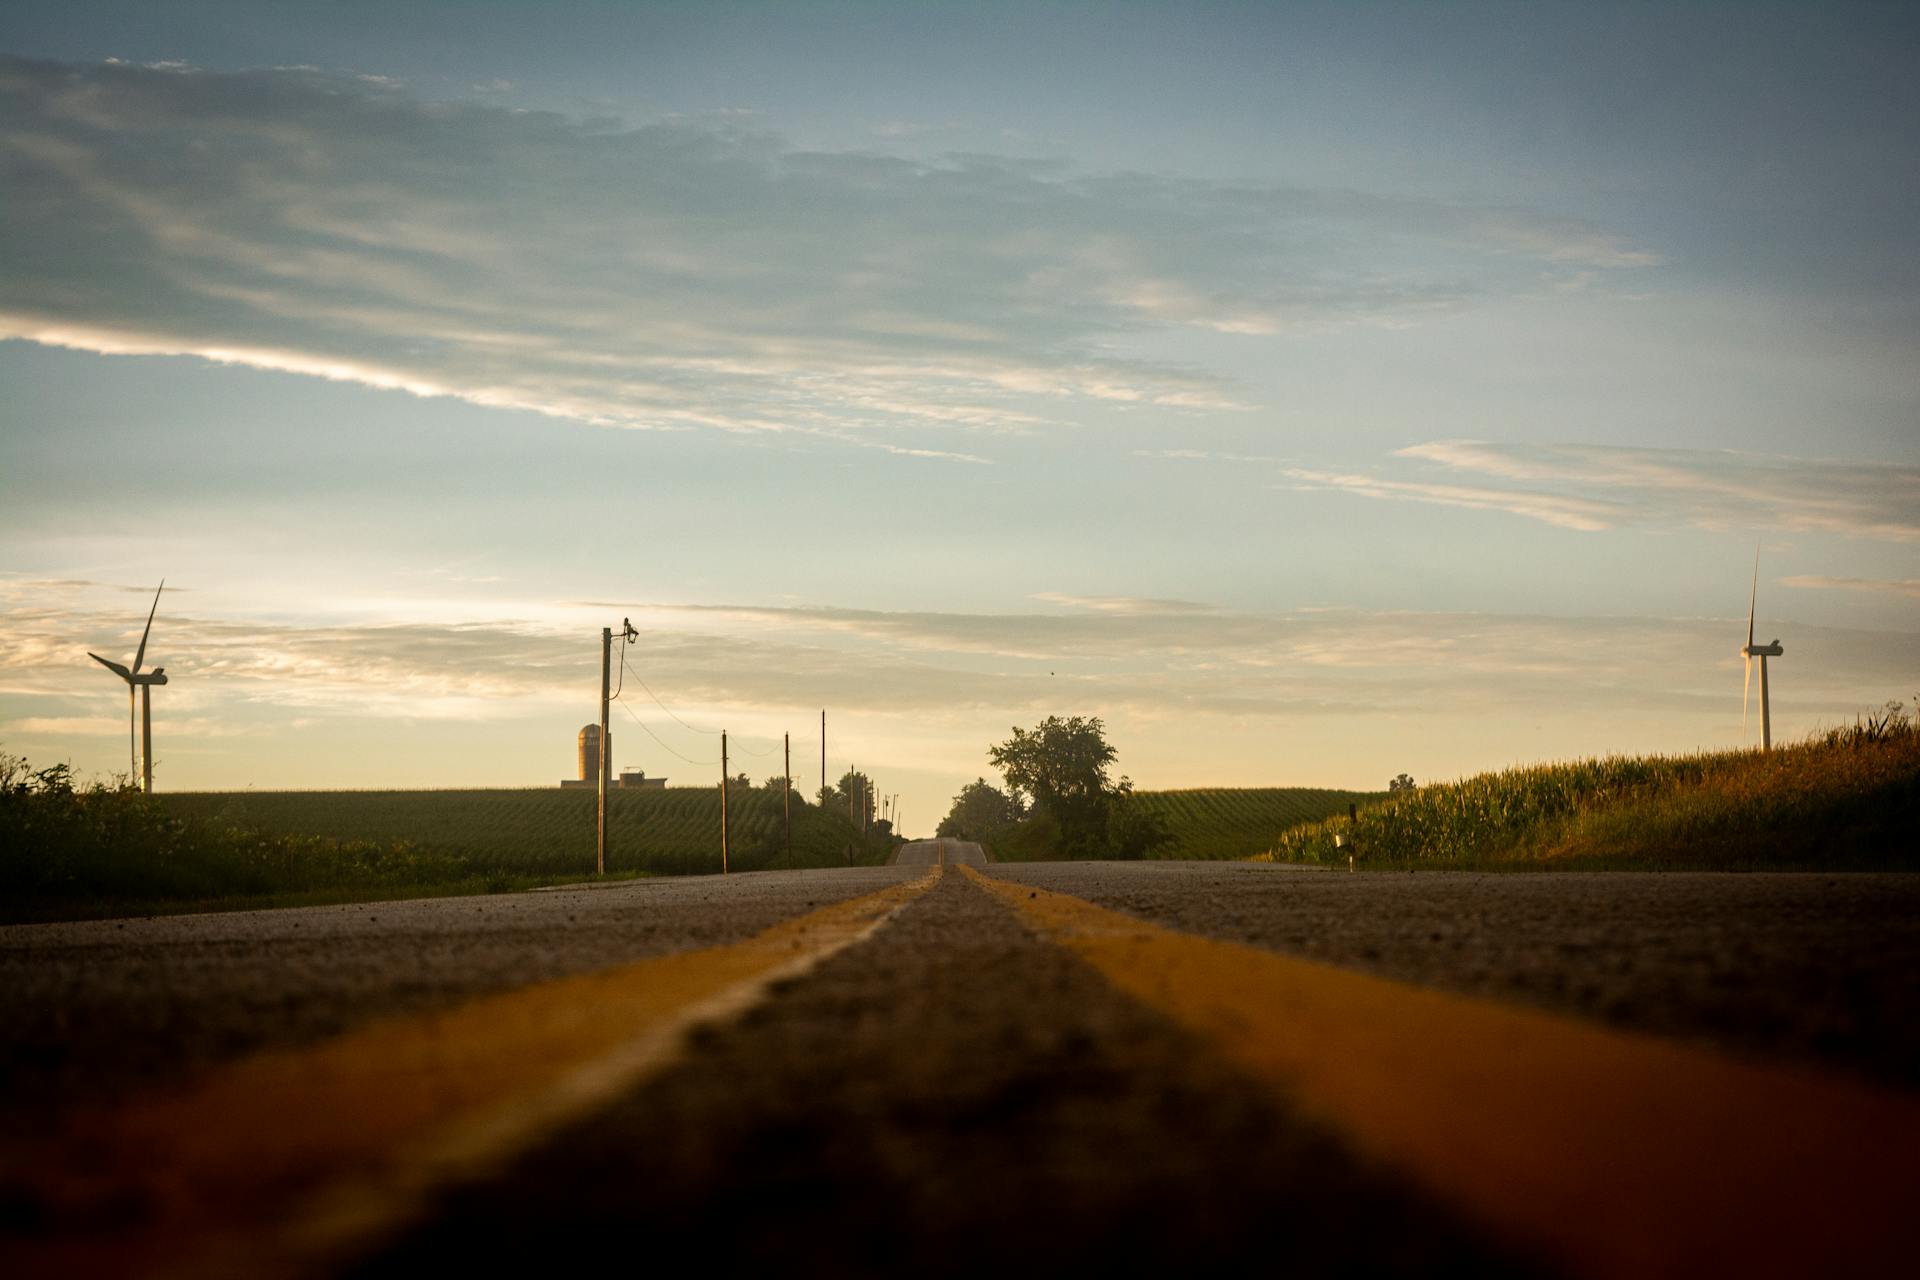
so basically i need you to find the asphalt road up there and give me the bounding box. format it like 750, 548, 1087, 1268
0, 865, 908, 1140
3, 844, 1916, 1277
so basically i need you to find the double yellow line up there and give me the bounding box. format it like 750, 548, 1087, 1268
3, 869, 939, 1277
11, 863, 1917, 1279
965, 867, 1920, 1279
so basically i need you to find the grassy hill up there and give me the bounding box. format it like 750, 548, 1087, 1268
1265, 720, 1920, 872
1127, 787, 1382, 860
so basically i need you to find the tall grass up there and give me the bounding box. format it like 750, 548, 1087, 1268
1266, 712, 1920, 871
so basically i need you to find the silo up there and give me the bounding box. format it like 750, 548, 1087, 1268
578, 723, 601, 783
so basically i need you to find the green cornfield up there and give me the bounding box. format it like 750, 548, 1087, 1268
158, 786, 881, 879
1265, 725, 1920, 871
1128, 787, 1381, 860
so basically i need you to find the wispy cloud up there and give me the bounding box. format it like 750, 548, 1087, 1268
7, 585, 1916, 789
1029, 593, 1219, 616
1268, 441, 1919, 542
1, 57, 1656, 456
3, 715, 126, 737
2, 714, 247, 739
1781, 575, 1920, 600
1397, 441, 1920, 542
1136, 448, 1297, 466
1276, 467, 1620, 531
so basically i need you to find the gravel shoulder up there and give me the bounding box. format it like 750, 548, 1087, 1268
986, 861, 1920, 1089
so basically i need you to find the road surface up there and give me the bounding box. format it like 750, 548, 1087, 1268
3, 843, 1916, 1277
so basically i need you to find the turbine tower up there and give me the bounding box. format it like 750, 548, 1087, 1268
1740, 553, 1784, 751
88, 581, 170, 792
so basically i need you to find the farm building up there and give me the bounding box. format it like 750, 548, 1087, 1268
560, 724, 667, 788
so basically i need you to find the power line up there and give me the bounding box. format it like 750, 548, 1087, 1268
614, 646, 780, 760
614, 698, 718, 767
621, 650, 719, 735
618, 652, 783, 759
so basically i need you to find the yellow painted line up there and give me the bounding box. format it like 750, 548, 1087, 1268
965, 866, 1920, 1279
4, 869, 941, 1278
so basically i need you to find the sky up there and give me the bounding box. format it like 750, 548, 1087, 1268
2, 1, 1916, 832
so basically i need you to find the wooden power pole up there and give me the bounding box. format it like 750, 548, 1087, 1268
597, 625, 610, 876
783, 732, 792, 868
820, 709, 826, 804
720, 731, 730, 875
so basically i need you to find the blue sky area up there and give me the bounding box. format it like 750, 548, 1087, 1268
2, 2, 1915, 826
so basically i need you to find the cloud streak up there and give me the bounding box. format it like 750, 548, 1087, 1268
0, 57, 1657, 455
1276, 467, 1621, 531
6, 583, 1915, 791
1781, 575, 1920, 601
1272, 441, 1920, 542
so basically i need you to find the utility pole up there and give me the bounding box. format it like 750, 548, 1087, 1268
720, 731, 730, 875
820, 709, 826, 804
783, 732, 792, 869
598, 626, 610, 876
595, 618, 638, 878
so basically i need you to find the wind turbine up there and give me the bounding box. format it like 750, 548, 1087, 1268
88, 581, 170, 792
1740, 553, 1784, 751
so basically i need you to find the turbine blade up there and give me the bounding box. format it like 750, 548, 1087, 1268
89, 652, 133, 681
1742, 655, 1752, 735
132, 579, 164, 674
1746, 546, 1758, 650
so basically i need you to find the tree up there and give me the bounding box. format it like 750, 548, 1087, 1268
1104, 777, 1175, 860
988, 716, 1118, 857
1388, 773, 1416, 793
937, 777, 1027, 842
820, 769, 877, 826
989, 716, 1114, 810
